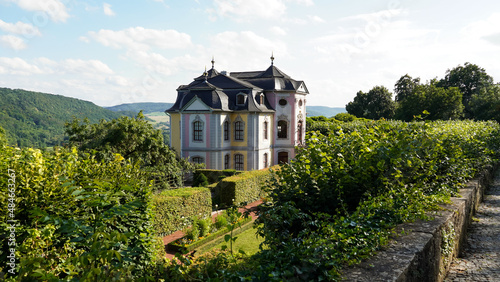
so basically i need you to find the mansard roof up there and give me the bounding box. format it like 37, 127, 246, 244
230, 65, 309, 93
167, 62, 307, 113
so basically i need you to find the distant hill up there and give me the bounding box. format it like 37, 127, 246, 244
106, 102, 173, 114
0, 87, 133, 147
307, 106, 345, 117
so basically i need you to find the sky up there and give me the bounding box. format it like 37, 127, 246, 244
1, 0, 500, 108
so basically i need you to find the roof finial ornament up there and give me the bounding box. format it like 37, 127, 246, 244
211, 56, 215, 69
270, 51, 275, 65
203, 66, 208, 81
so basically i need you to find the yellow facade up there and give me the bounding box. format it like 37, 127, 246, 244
230, 113, 248, 147
169, 113, 181, 157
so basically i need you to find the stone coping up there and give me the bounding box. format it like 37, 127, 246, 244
341, 167, 495, 282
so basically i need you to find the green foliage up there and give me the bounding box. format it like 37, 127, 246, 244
65, 112, 196, 189
213, 168, 275, 208
470, 84, 500, 122
106, 102, 174, 114
334, 112, 357, 122
168, 216, 252, 253
396, 83, 464, 121
394, 74, 421, 102
0, 126, 6, 147
346, 86, 396, 119
193, 172, 209, 187
0, 87, 131, 148
215, 213, 228, 229
186, 220, 200, 241
152, 187, 212, 235
437, 62, 494, 116
254, 120, 500, 280
0, 146, 158, 280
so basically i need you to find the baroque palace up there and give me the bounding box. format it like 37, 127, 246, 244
166, 56, 308, 171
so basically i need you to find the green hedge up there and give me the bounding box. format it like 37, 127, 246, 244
214, 167, 277, 208
194, 169, 242, 184
167, 217, 253, 253
152, 187, 212, 236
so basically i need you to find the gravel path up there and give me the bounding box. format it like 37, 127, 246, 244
445, 170, 500, 281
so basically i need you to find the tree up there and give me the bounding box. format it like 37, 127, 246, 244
395, 83, 463, 121
346, 86, 396, 119
469, 84, 500, 122
394, 74, 421, 102
437, 62, 494, 117
65, 112, 196, 189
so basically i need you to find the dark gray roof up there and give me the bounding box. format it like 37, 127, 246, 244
167, 64, 307, 113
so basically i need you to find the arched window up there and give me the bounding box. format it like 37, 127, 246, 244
235, 154, 244, 171
263, 121, 268, 140
223, 121, 229, 141
224, 154, 230, 169
191, 156, 204, 164
259, 94, 265, 105
277, 120, 287, 139
193, 120, 203, 141
263, 153, 268, 168
234, 121, 244, 141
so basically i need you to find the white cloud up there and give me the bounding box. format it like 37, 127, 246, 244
103, 3, 115, 16
0, 57, 43, 75
210, 31, 288, 69
7, 0, 70, 22
208, 0, 287, 21
0, 35, 27, 50
85, 27, 192, 51
461, 13, 500, 44
290, 0, 313, 6
308, 15, 325, 23
0, 20, 41, 37
270, 26, 287, 36
60, 59, 114, 75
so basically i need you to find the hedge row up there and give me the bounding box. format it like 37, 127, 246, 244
194, 169, 241, 184
152, 187, 212, 236
213, 166, 277, 208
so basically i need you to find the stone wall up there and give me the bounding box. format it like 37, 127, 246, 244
341, 167, 495, 282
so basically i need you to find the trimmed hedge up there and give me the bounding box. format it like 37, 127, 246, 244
167, 217, 253, 253
194, 169, 242, 184
214, 167, 277, 208
152, 187, 212, 236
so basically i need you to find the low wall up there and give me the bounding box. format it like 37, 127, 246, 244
342, 166, 496, 282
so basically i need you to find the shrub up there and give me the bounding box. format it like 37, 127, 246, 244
193, 172, 209, 187
214, 213, 228, 230
0, 147, 157, 280
198, 217, 211, 237
214, 167, 276, 208
152, 187, 211, 235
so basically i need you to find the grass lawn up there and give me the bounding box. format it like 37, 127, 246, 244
202, 224, 266, 256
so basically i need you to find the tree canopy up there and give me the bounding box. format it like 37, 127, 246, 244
65, 112, 196, 189
437, 62, 494, 116
346, 86, 396, 119
346, 62, 496, 122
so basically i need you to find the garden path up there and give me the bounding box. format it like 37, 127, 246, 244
162, 200, 262, 260
445, 170, 500, 281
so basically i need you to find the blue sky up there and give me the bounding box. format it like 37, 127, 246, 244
1, 0, 500, 107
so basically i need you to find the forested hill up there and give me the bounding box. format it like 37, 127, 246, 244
0, 87, 133, 148
106, 102, 174, 114
106, 102, 345, 117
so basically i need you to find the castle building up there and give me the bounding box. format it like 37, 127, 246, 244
166, 56, 308, 171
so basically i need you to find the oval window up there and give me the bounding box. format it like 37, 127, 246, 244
298, 100, 303, 107
279, 98, 287, 106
